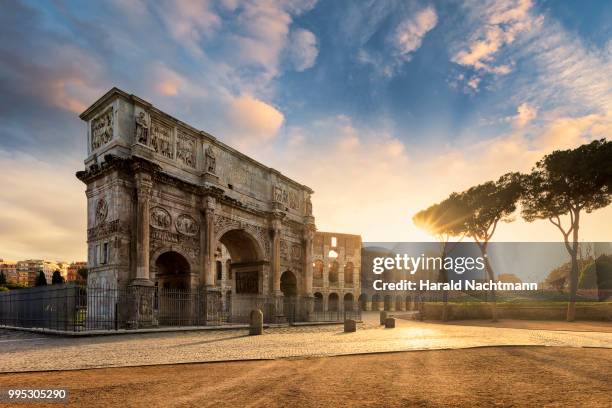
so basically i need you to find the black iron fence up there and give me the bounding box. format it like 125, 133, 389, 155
0, 284, 358, 332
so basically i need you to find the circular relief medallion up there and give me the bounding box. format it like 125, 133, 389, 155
150, 207, 171, 230
176, 214, 199, 236
95, 199, 108, 225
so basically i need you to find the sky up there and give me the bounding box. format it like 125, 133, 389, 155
1, 0, 612, 262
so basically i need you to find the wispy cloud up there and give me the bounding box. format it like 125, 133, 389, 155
393, 6, 438, 60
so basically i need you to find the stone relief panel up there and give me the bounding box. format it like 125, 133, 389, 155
150, 120, 173, 159
95, 198, 108, 225
150, 206, 171, 230
176, 214, 198, 236
91, 107, 113, 150
291, 244, 302, 261
176, 131, 196, 168
280, 240, 288, 260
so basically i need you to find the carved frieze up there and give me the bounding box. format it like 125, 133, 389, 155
150, 206, 171, 230
280, 240, 288, 260
176, 214, 198, 236
95, 198, 108, 225
150, 120, 173, 159
150, 227, 198, 247
88, 219, 120, 241
91, 107, 113, 150
291, 244, 301, 261
176, 131, 196, 168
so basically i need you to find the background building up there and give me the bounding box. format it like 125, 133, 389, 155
0, 260, 17, 284
312, 232, 361, 312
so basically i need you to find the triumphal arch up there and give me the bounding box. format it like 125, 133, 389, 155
77, 88, 315, 326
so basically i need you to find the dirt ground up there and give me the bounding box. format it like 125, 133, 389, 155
1, 347, 610, 407
443, 319, 612, 332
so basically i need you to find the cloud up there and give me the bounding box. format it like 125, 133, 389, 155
154, 0, 221, 57
452, 0, 539, 88
286, 28, 319, 71
150, 63, 187, 96
393, 6, 438, 59
264, 111, 612, 243
226, 94, 285, 147
0, 150, 86, 261
515, 102, 537, 127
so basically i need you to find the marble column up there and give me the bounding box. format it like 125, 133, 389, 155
303, 226, 314, 296
202, 197, 216, 288
133, 173, 153, 286
271, 216, 282, 296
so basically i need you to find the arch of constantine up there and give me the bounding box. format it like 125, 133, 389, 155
76, 88, 360, 327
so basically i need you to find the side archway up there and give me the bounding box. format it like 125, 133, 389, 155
154, 251, 191, 290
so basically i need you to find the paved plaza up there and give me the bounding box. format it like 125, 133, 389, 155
2, 313, 611, 373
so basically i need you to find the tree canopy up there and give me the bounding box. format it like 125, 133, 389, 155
51, 270, 65, 285
35, 271, 47, 286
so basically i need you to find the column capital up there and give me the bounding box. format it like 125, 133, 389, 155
203, 196, 216, 210
135, 173, 153, 198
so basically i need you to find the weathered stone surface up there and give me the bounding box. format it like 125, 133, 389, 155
249, 309, 263, 335
380, 311, 388, 325
78, 89, 315, 294
344, 319, 357, 333
385, 317, 396, 328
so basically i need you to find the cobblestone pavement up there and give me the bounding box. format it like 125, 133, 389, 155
1, 313, 611, 373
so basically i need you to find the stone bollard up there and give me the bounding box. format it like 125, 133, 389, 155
344, 319, 356, 333
249, 309, 263, 336
385, 317, 395, 328
379, 310, 388, 325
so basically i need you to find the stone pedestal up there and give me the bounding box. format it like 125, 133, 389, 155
127, 282, 157, 328
249, 309, 263, 335
344, 319, 357, 333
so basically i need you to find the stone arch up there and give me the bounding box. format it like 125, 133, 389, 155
344, 262, 354, 284
154, 251, 191, 290
358, 293, 368, 311
384, 295, 393, 311
314, 292, 324, 312
215, 221, 269, 261
343, 293, 354, 311
371, 293, 382, 311
217, 229, 263, 263
280, 270, 298, 297
329, 261, 339, 284
328, 293, 339, 311
150, 247, 196, 287
313, 260, 324, 279
396, 295, 404, 311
